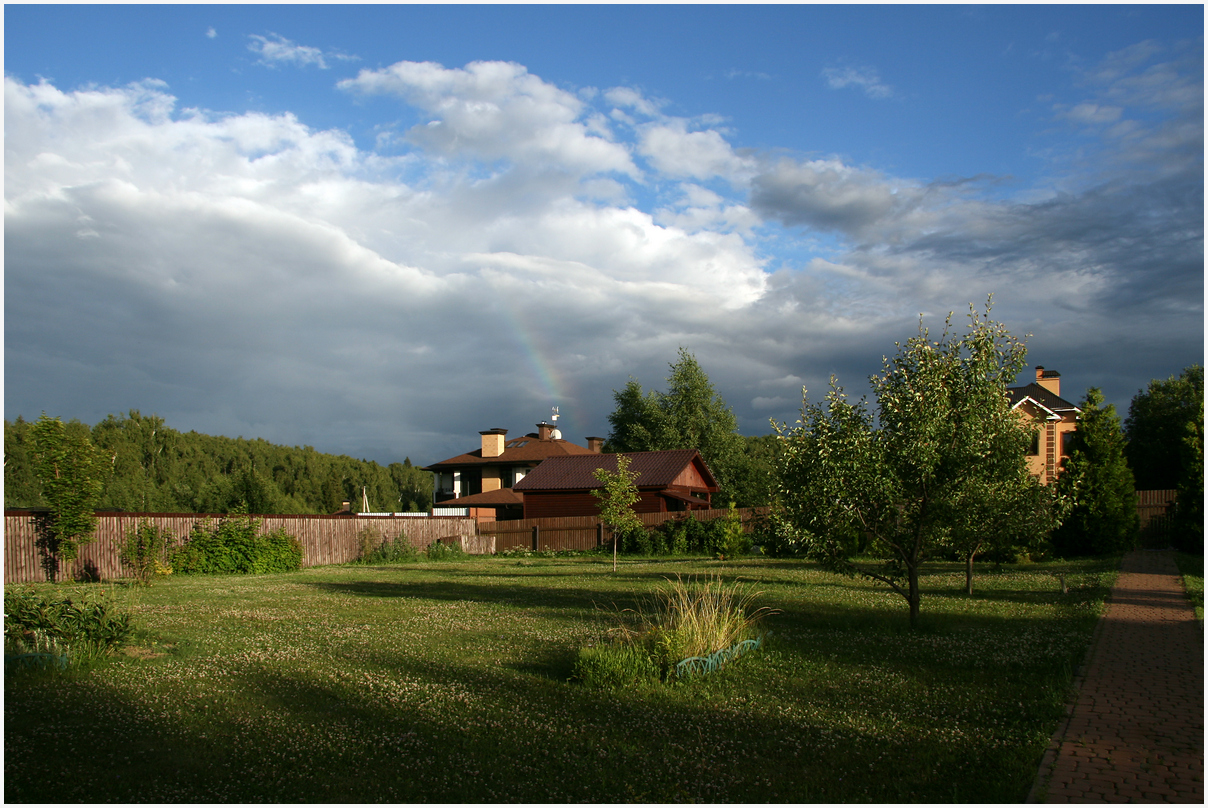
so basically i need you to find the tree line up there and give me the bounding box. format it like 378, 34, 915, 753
4, 410, 433, 516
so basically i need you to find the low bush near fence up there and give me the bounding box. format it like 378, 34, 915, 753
424, 539, 465, 562
4, 586, 133, 668
117, 520, 174, 585
354, 528, 421, 564
170, 516, 302, 575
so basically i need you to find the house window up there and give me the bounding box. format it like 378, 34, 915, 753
1061, 431, 1076, 457
1027, 431, 1040, 456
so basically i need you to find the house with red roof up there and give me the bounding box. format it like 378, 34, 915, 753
1006, 366, 1081, 484
422, 421, 606, 519
513, 449, 719, 519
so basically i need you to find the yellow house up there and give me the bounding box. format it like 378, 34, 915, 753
1007, 366, 1081, 484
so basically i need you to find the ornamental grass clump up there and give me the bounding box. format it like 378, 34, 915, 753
573, 574, 774, 687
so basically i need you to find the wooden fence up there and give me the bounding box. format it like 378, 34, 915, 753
477, 507, 771, 553
1136, 489, 1178, 546
3, 513, 477, 584
3, 494, 1180, 583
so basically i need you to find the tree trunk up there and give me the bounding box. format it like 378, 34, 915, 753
907, 563, 920, 629
965, 552, 975, 596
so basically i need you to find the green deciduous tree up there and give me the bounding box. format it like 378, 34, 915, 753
593, 454, 643, 573
1124, 365, 1204, 489
389, 458, 434, 513
30, 414, 105, 580
773, 303, 1051, 626
606, 348, 763, 505
1052, 388, 1140, 557
1124, 365, 1203, 553
1174, 396, 1203, 553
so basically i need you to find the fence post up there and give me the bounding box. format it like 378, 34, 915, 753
532, 525, 539, 551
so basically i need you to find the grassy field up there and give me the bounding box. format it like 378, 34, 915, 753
5, 554, 1116, 803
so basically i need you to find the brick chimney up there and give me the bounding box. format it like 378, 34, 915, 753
536, 421, 555, 440
1035, 366, 1061, 396
586, 436, 605, 453
480, 428, 508, 458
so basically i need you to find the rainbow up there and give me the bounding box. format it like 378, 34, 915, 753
498, 304, 567, 409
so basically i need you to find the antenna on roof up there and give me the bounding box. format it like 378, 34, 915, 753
551, 405, 559, 422
550, 405, 562, 440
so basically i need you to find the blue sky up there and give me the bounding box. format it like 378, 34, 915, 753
5, 5, 1203, 467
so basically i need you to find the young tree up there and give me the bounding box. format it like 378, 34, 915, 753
949, 470, 1060, 595
606, 348, 751, 504
773, 303, 1047, 626
592, 454, 643, 573
1052, 389, 1140, 557
30, 413, 105, 581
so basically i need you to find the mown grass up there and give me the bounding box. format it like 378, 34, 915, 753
1174, 552, 1204, 620
5, 555, 1115, 803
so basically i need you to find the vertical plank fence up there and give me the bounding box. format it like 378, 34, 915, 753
3, 512, 477, 584
477, 507, 770, 553
7, 495, 1175, 583
1136, 489, 1178, 547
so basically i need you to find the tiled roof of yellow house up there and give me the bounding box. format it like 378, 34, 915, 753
1007, 383, 1080, 417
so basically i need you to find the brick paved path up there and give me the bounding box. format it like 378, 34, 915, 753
1030, 550, 1203, 803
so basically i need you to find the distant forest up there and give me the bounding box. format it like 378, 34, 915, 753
4, 410, 433, 515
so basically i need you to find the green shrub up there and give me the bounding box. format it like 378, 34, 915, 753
356, 529, 421, 564
170, 517, 303, 575
4, 586, 133, 665
714, 505, 751, 560
425, 539, 465, 561
117, 519, 174, 585
498, 547, 582, 559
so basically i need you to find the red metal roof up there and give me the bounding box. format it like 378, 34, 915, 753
513, 450, 718, 492
437, 488, 524, 507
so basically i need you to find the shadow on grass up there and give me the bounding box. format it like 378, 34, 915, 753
5, 565, 1094, 804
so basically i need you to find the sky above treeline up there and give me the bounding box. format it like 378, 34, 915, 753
4, 5, 1203, 467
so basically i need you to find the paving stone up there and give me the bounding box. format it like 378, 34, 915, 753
1028, 550, 1203, 804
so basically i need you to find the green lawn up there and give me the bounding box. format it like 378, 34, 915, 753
5, 555, 1116, 803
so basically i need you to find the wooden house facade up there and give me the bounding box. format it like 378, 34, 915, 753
513, 449, 719, 519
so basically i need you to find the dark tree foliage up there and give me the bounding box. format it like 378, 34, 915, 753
1052, 389, 1139, 557
605, 348, 772, 506
4, 410, 433, 515
1125, 365, 1203, 490
1124, 365, 1203, 553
